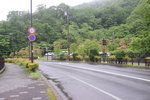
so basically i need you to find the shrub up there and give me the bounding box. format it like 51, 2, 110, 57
123, 56, 130, 60
146, 57, 150, 59
94, 56, 101, 62
76, 55, 82, 61
72, 53, 78, 61
5, 58, 38, 72
108, 55, 116, 59
89, 49, 99, 62
59, 53, 67, 60
27, 63, 39, 72
113, 50, 126, 64
5, 59, 15, 63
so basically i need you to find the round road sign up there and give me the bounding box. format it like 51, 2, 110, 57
28, 27, 36, 34
28, 34, 36, 42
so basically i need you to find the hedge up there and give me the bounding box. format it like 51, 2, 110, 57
5, 58, 39, 72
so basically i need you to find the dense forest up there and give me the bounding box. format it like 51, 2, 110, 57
0, 0, 149, 57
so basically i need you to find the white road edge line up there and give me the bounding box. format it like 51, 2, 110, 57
69, 75, 122, 100
64, 65, 150, 82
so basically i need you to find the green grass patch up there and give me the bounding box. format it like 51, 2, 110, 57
46, 88, 56, 100
30, 72, 41, 80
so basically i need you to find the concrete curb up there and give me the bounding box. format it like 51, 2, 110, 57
37, 70, 64, 100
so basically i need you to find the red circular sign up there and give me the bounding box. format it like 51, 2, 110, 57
28, 34, 36, 42
28, 27, 36, 34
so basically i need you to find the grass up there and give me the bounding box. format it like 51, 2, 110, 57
30, 72, 41, 80
46, 88, 56, 100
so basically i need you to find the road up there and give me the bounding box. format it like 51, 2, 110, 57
37, 61, 150, 100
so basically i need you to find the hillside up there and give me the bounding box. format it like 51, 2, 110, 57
0, 0, 149, 57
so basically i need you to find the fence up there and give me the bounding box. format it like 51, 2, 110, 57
52, 55, 150, 67
107, 58, 150, 66
0, 57, 5, 71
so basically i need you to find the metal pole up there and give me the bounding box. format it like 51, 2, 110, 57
65, 11, 70, 61
30, 0, 33, 63
28, 41, 30, 60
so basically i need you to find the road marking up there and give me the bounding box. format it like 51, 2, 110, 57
69, 75, 122, 100
19, 91, 28, 94
40, 91, 46, 94
10, 95, 19, 98
22, 85, 28, 88
32, 97, 42, 100
28, 87, 35, 89
64, 65, 150, 82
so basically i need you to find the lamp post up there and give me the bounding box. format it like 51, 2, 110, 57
64, 11, 70, 61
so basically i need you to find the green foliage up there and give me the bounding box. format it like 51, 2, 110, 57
70, 43, 77, 53
27, 63, 39, 72
54, 45, 61, 55
59, 53, 67, 60
72, 53, 78, 61
47, 88, 56, 100
89, 49, 99, 62
0, 0, 149, 58
5, 58, 39, 72
113, 50, 126, 59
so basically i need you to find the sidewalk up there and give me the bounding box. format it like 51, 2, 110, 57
0, 63, 49, 100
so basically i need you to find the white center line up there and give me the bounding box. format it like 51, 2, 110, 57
28, 87, 35, 89
19, 91, 28, 94
32, 97, 42, 100
63, 65, 150, 82
10, 95, 19, 98
40, 91, 46, 94
69, 75, 122, 100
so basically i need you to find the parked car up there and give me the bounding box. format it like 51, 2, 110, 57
45, 52, 54, 56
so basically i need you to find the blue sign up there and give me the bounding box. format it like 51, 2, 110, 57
28, 34, 36, 42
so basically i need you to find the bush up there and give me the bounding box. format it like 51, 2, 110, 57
94, 56, 101, 62
5, 59, 15, 63
72, 53, 78, 61
108, 55, 116, 59
5, 58, 38, 72
113, 50, 126, 64
89, 49, 99, 62
59, 53, 67, 60
27, 63, 39, 72
76, 55, 82, 61
146, 57, 150, 59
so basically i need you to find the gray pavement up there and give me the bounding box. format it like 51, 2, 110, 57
0, 63, 50, 100
38, 61, 150, 100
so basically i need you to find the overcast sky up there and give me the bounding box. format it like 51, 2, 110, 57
0, 0, 93, 21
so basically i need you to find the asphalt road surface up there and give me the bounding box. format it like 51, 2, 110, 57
37, 61, 150, 100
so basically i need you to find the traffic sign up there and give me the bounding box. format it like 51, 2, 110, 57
28, 34, 36, 42
28, 27, 36, 34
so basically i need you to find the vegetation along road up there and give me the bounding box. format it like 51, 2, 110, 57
38, 61, 150, 100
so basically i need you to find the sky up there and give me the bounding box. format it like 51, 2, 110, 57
0, 0, 93, 21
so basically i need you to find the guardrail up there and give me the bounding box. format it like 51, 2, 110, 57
0, 57, 5, 72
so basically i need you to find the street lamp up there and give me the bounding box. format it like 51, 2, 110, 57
64, 11, 70, 61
